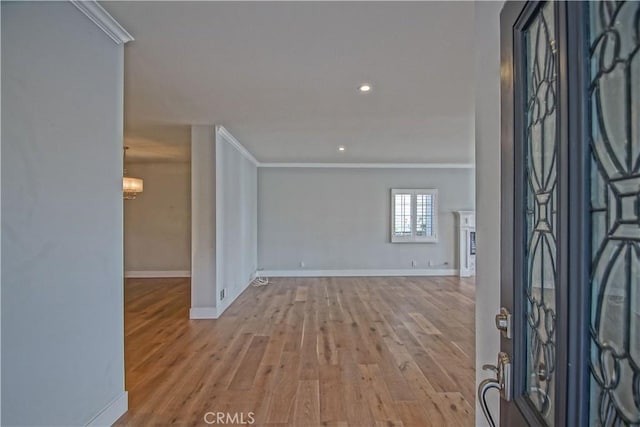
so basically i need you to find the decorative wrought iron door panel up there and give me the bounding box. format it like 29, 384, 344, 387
588, 1, 640, 425
523, 2, 558, 425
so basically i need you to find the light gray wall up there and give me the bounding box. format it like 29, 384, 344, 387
191, 126, 217, 314
1, 2, 126, 425
258, 167, 474, 271
124, 162, 191, 273
1, 3, 3, 421
216, 132, 258, 312
474, 2, 504, 425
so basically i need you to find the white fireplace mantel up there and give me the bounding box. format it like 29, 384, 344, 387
454, 210, 476, 277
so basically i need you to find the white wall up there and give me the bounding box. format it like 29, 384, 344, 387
215, 129, 258, 315
475, 2, 504, 426
124, 161, 191, 275
190, 126, 217, 318
1, 2, 127, 425
258, 167, 474, 273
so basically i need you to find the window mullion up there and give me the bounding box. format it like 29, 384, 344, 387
411, 191, 417, 241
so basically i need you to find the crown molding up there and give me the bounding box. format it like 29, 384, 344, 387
216, 126, 259, 166
258, 162, 474, 169
211, 125, 474, 169
70, 1, 133, 45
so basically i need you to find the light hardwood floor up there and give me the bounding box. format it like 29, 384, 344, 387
117, 276, 475, 426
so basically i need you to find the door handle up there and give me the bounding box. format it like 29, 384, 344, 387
478, 352, 512, 427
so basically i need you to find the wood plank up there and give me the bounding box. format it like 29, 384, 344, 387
292, 380, 320, 425
228, 335, 269, 390
408, 312, 442, 335
319, 365, 346, 424
395, 400, 436, 427
343, 381, 374, 427
422, 392, 475, 427
294, 286, 308, 302
264, 351, 300, 424
358, 364, 402, 426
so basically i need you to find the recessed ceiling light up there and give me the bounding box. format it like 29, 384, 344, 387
338, 146, 346, 152
358, 84, 371, 93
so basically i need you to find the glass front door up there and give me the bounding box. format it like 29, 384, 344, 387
588, 1, 640, 425
497, 1, 640, 426
523, 2, 558, 423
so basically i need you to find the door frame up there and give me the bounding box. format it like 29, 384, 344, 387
499, 1, 591, 425
564, 2, 590, 426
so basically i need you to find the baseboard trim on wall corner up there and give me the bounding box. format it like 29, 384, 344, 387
125, 270, 191, 278
259, 269, 459, 278
189, 307, 218, 319
213, 271, 258, 319
86, 391, 128, 427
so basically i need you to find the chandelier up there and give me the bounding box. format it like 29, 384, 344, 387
123, 146, 143, 200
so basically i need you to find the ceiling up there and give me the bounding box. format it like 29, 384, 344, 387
106, 1, 475, 163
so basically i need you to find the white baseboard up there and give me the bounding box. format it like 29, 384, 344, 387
215, 272, 256, 318
125, 270, 191, 278
189, 272, 257, 320
189, 306, 218, 319
86, 391, 128, 427
259, 269, 458, 278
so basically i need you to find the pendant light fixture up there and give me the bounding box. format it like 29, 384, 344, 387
123, 146, 143, 200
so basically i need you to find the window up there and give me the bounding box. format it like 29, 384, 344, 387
391, 189, 438, 243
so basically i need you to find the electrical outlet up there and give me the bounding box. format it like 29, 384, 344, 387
428, 260, 433, 267
300, 261, 305, 268
220, 288, 226, 300
411, 260, 417, 268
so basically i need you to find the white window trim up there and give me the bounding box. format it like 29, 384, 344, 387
391, 188, 438, 243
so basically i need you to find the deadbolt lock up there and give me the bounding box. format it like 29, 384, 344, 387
495, 307, 512, 339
